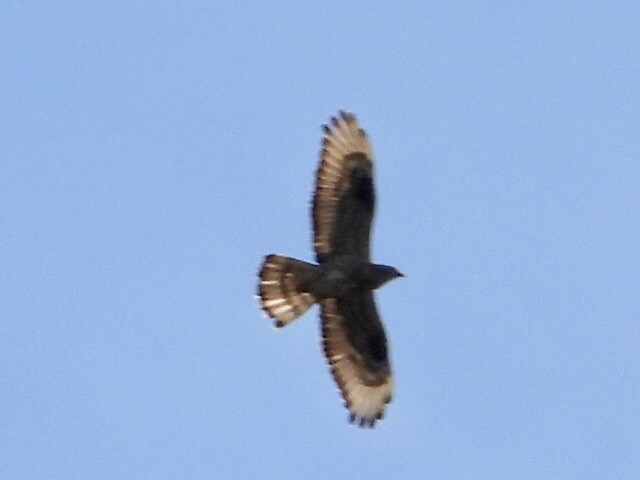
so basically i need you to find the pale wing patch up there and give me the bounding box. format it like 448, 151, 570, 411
320, 298, 393, 428
313, 111, 373, 259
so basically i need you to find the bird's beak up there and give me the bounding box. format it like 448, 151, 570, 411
398, 271, 405, 278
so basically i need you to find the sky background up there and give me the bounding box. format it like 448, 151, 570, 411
2, 2, 639, 479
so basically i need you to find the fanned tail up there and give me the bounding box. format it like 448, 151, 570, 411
257, 254, 317, 328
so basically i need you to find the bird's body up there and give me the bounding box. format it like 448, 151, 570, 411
257, 111, 402, 427
306, 255, 400, 298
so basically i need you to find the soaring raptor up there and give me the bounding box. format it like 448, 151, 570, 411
257, 111, 403, 427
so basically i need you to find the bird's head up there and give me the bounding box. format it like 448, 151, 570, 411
371, 264, 404, 289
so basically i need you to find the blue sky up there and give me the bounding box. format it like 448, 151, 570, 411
2, 2, 639, 479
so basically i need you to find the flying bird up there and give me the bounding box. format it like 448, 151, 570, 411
257, 111, 403, 428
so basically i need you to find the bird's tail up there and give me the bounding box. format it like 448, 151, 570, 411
257, 254, 317, 328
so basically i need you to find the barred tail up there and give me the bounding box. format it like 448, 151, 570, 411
257, 254, 317, 328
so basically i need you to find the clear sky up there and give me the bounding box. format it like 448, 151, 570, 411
2, 2, 639, 479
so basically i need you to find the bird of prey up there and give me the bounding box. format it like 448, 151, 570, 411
257, 111, 403, 428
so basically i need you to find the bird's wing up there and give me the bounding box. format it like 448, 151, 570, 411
320, 294, 393, 427
312, 111, 374, 262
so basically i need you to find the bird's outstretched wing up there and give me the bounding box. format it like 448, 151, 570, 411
320, 295, 393, 427
312, 111, 375, 262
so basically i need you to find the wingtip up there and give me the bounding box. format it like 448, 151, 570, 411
339, 110, 356, 123
348, 413, 376, 429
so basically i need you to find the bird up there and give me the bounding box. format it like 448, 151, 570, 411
257, 111, 403, 428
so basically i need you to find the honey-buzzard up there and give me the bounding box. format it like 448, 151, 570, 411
257, 111, 403, 427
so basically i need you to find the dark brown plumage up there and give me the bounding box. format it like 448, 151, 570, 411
257, 111, 402, 427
